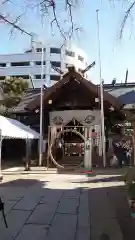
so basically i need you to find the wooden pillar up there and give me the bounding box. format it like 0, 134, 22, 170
84, 126, 92, 169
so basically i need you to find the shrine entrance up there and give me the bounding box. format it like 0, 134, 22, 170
47, 120, 101, 169
60, 119, 85, 167
26, 67, 124, 169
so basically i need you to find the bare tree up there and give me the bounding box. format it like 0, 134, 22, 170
0, 0, 82, 39
119, 1, 135, 38
0, 13, 32, 37
1, 0, 133, 40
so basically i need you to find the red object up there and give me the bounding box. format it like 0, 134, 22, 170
86, 171, 92, 174
79, 170, 92, 174
87, 132, 98, 138
91, 132, 97, 138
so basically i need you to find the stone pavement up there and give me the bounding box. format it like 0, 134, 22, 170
0, 173, 90, 240
87, 171, 135, 240
0, 170, 129, 240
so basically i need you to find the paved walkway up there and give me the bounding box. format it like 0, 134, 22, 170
0, 169, 131, 240
0, 173, 91, 240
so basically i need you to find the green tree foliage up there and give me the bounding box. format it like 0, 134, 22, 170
0, 77, 29, 116
122, 108, 135, 137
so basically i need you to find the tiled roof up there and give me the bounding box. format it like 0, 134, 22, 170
12, 77, 135, 114
118, 90, 135, 105
103, 82, 135, 88
103, 83, 135, 98
10, 89, 41, 113
104, 87, 134, 98
26, 67, 122, 111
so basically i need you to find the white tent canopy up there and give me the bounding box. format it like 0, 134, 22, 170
0, 115, 40, 139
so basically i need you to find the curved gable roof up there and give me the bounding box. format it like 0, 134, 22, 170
26, 67, 123, 111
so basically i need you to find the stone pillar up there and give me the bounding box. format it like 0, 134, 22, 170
25, 139, 31, 171
95, 125, 102, 156
84, 127, 92, 169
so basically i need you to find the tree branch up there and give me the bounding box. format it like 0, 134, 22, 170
120, 0, 135, 39
0, 13, 32, 36
1, 0, 11, 4
0, 0, 80, 40
66, 0, 74, 39
51, 1, 67, 40
41, 0, 78, 40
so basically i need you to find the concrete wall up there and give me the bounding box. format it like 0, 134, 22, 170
0, 42, 88, 88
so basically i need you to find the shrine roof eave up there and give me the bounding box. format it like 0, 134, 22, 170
26, 67, 123, 112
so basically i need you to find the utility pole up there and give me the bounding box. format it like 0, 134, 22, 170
39, 44, 44, 166
96, 9, 106, 168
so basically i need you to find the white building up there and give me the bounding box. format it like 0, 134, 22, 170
0, 42, 88, 88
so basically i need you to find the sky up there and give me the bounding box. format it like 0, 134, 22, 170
0, 0, 135, 84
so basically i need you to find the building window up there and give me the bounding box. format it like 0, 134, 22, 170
35, 74, 46, 79
50, 48, 61, 54
11, 62, 30, 67
36, 48, 45, 52
0, 76, 5, 80
11, 75, 29, 79
35, 61, 46, 65
65, 50, 75, 57
50, 75, 61, 81
25, 49, 32, 53
0, 63, 6, 67
51, 61, 61, 68
78, 55, 84, 62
